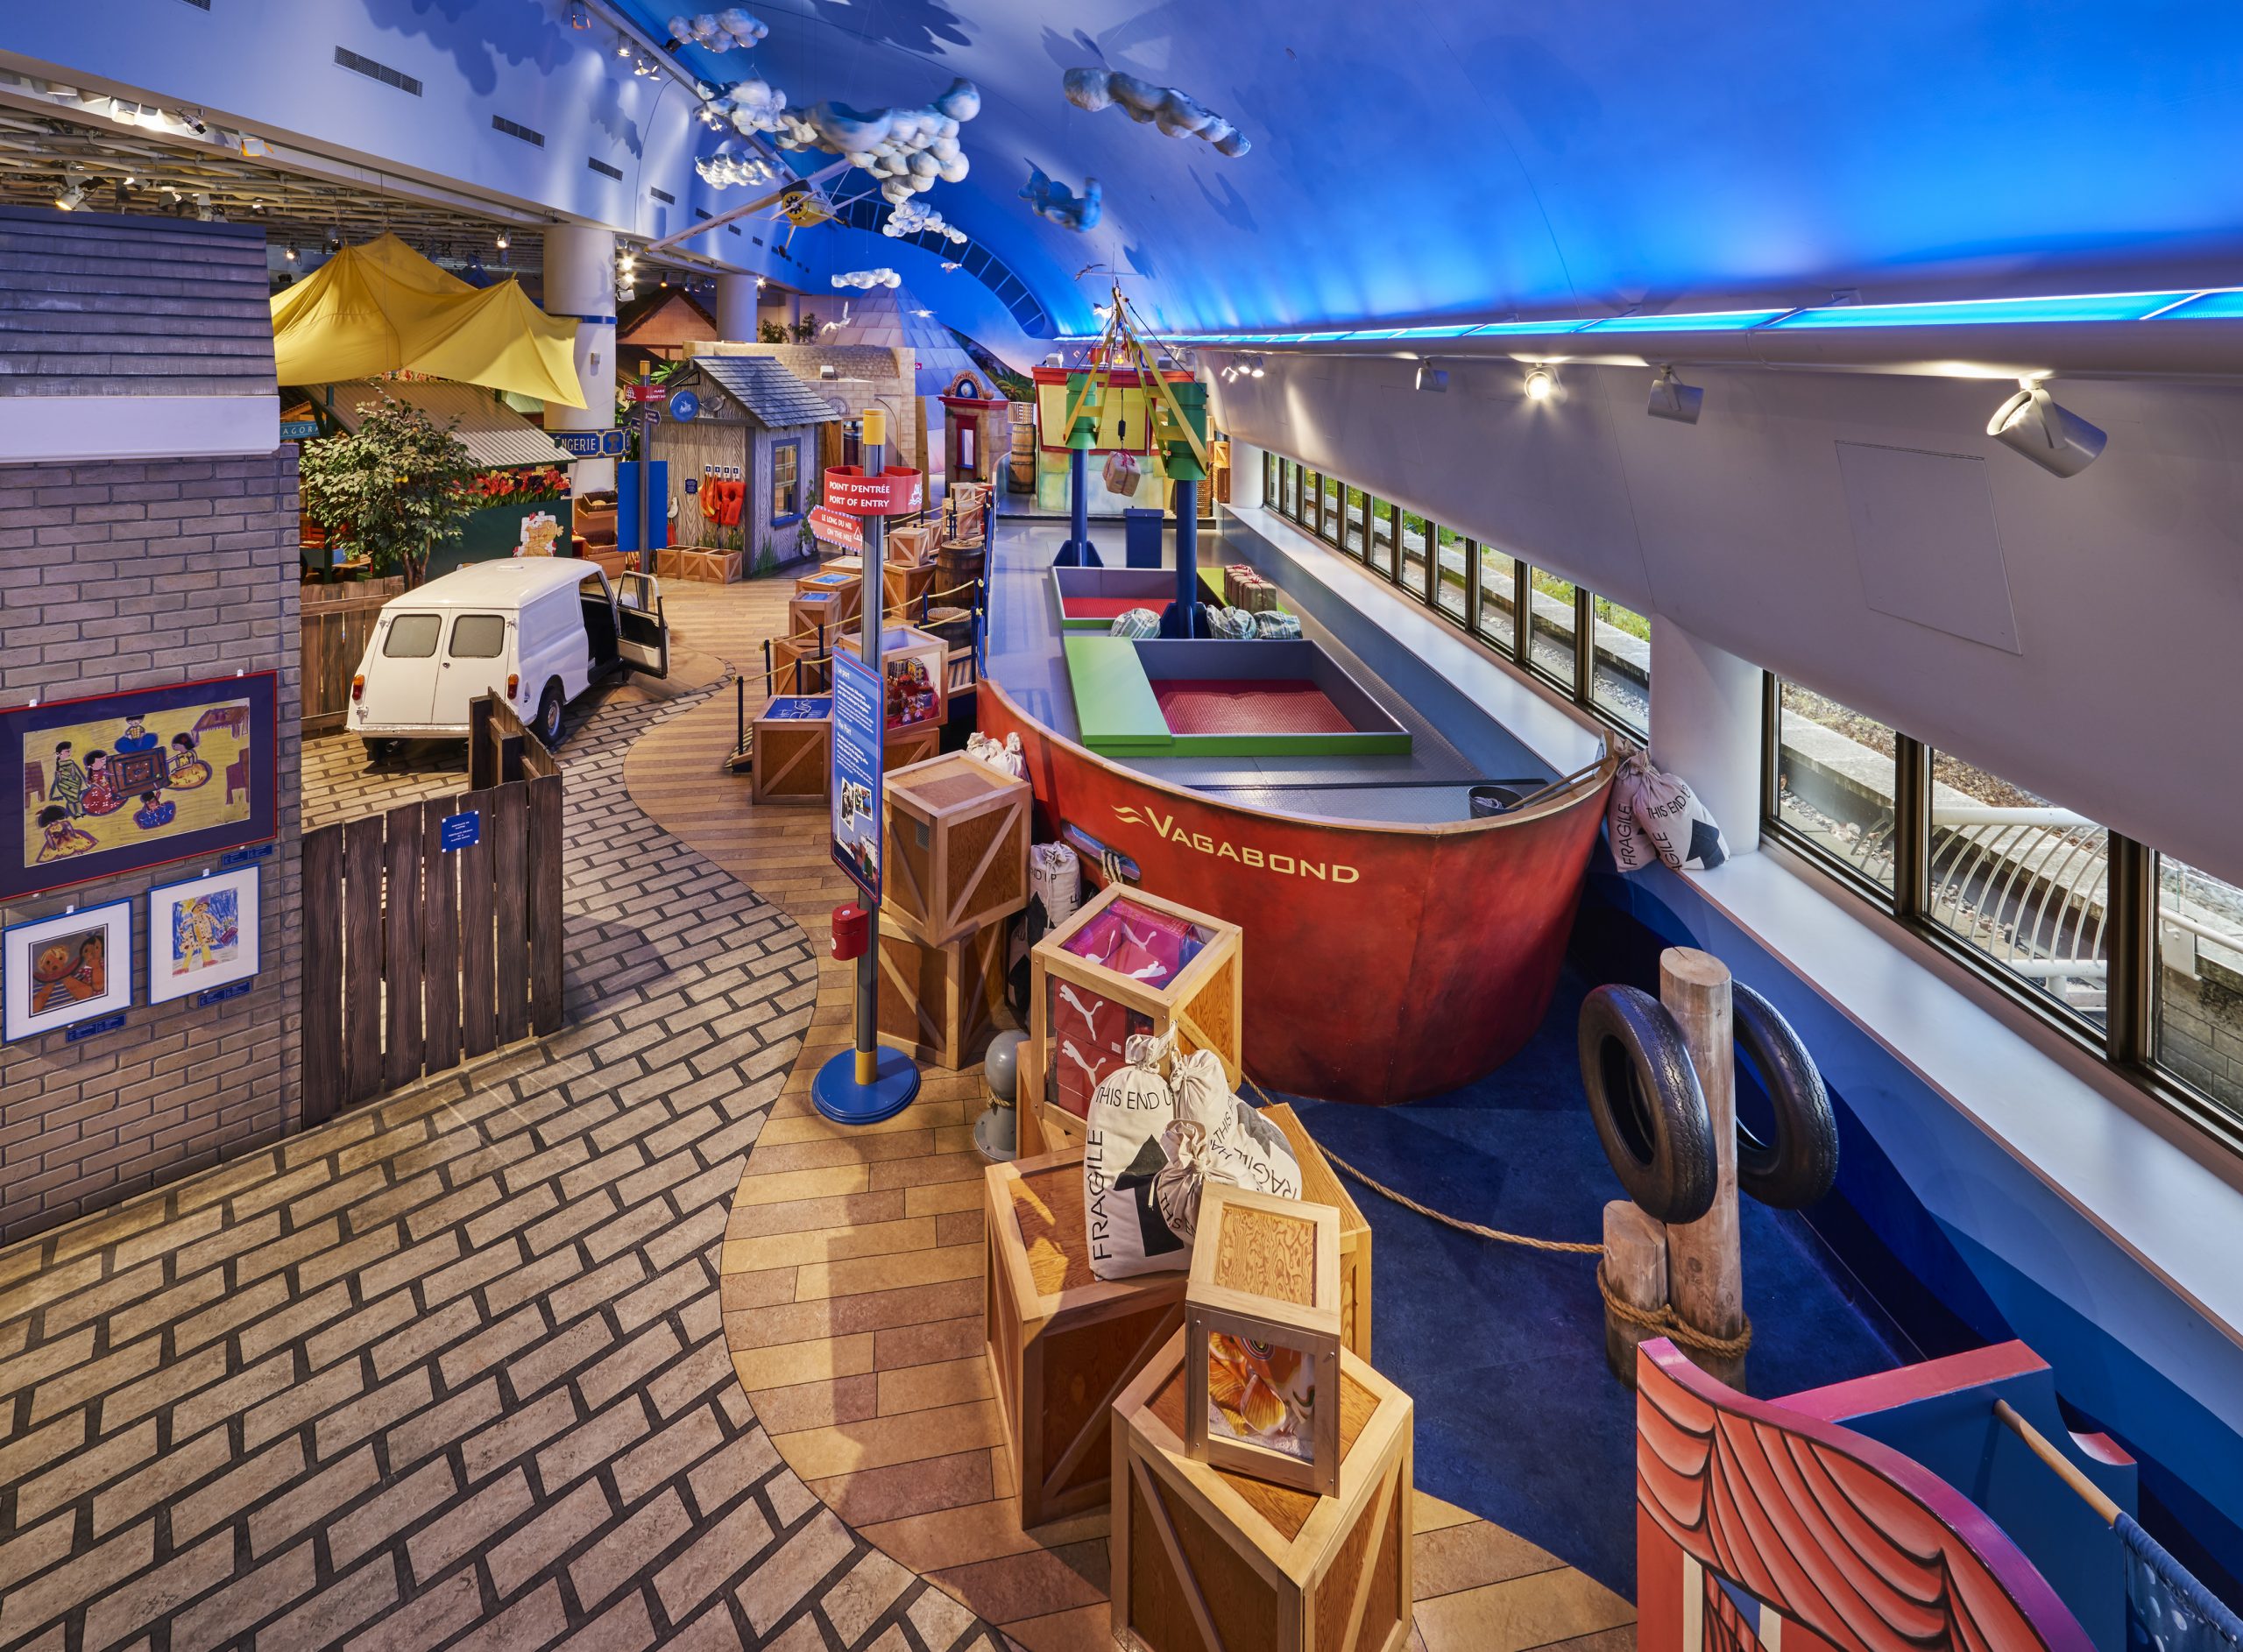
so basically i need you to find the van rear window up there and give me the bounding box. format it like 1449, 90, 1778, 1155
383, 614, 441, 657
449, 615, 506, 658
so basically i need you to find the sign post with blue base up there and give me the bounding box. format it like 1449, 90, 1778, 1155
812, 407, 923, 1127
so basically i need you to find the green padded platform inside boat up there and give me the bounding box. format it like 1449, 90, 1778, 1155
1063, 636, 1174, 754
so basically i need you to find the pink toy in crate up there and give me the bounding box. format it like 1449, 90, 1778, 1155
1060, 897, 1205, 986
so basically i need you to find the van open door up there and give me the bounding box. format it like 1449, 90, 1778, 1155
616, 572, 669, 678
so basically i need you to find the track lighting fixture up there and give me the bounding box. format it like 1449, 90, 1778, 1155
249, 200, 265, 215
1415, 361, 1447, 393
193, 193, 216, 222
617, 39, 633, 57
181, 110, 208, 136
53, 172, 87, 212
283, 244, 299, 263
1986, 379, 2105, 477
1523, 365, 1555, 402
494, 231, 509, 251
570, 1, 590, 25
325, 227, 343, 253
1645, 366, 1702, 425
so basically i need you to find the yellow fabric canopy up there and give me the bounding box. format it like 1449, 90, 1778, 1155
272, 234, 586, 408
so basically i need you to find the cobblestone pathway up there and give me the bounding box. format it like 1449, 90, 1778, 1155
0, 677, 1004, 1652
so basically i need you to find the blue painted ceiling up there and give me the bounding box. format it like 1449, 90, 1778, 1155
612, 0, 2243, 338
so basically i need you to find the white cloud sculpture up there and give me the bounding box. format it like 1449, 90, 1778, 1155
700, 76, 980, 210
695, 144, 777, 188
1062, 67, 1249, 158
832, 268, 902, 289
884, 199, 968, 244
668, 11, 768, 52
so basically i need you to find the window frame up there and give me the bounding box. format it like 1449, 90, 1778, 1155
770, 437, 803, 525
1759, 671, 2243, 1160
446, 612, 508, 660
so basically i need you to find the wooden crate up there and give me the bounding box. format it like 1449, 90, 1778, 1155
788, 590, 849, 656
881, 752, 1030, 946
750, 695, 831, 805
1113, 1331, 1413, 1652
770, 633, 831, 696
884, 722, 940, 772
1030, 883, 1242, 1125
984, 1147, 1187, 1529
794, 568, 861, 623
1260, 1103, 1374, 1363
838, 623, 948, 730
875, 906, 1005, 1070
1185, 1186, 1343, 1495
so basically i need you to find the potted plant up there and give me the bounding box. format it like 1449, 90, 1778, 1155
297, 393, 479, 589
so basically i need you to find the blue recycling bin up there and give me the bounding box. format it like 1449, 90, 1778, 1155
1123, 507, 1165, 568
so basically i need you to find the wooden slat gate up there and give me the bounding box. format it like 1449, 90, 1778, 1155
301, 772, 564, 1125
301, 578, 405, 735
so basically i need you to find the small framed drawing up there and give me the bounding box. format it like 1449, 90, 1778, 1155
3, 898, 133, 1041
147, 865, 260, 1005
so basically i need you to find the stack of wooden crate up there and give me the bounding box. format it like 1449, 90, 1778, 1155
874, 750, 1031, 1070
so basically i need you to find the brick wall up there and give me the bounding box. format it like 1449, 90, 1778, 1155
0, 452, 301, 1243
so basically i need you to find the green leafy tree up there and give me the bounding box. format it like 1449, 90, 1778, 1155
789, 314, 817, 344
298, 394, 479, 587
758, 319, 789, 343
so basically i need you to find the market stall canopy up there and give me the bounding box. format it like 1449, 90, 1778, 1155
322, 379, 575, 469
272, 234, 586, 407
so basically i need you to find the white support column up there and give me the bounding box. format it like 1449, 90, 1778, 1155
716, 272, 758, 343
1649, 615, 1763, 859
1228, 439, 1265, 509
545, 225, 619, 495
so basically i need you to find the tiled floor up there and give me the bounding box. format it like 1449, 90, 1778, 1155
626, 589, 1637, 1652
0, 632, 1006, 1652
0, 570, 1635, 1652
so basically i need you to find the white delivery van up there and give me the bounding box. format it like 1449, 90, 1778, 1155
350, 561, 668, 755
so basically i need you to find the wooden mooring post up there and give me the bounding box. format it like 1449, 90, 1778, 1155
1661, 946, 1747, 1389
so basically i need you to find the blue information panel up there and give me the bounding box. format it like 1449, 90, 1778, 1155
669, 388, 701, 423
439, 811, 481, 851
829, 652, 883, 900
555, 430, 605, 458
616, 461, 668, 556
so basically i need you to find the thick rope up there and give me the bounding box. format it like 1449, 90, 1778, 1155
1242, 1072, 1754, 1361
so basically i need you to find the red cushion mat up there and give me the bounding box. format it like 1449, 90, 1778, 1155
1152, 680, 1354, 736
1063, 597, 1156, 619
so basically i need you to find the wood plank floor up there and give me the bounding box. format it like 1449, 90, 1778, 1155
632, 577, 1636, 1652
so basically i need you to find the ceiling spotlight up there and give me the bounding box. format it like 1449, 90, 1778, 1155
53, 173, 87, 212
1415, 361, 1447, 393
193, 193, 216, 222
494, 231, 509, 251
250, 200, 265, 215
570, 1, 590, 25
1249, 357, 1265, 378
1645, 366, 1702, 425
181, 110, 208, 136
325, 227, 343, 253
1987, 379, 2105, 478
617, 39, 633, 57
283, 244, 299, 263
1523, 365, 1555, 402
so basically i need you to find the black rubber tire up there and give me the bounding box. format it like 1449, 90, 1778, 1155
1733, 982, 1839, 1208
1579, 985, 1718, 1224
362, 738, 393, 765
534, 682, 566, 748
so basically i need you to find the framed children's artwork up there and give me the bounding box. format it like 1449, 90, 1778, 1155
3, 673, 279, 900
146, 865, 260, 1005
3, 898, 133, 1042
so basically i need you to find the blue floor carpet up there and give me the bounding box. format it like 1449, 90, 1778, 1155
1287, 964, 1914, 1597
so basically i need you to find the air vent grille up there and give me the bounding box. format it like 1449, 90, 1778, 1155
587, 157, 624, 181
650, 187, 675, 205
334, 46, 422, 96
492, 116, 545, 147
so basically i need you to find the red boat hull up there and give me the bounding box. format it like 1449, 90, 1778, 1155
980, 680, 1615, 1105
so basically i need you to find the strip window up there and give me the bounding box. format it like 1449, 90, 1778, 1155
1252, 449, 1652, 740
1763, 674, 2243, 1154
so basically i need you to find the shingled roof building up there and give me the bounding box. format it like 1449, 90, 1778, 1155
645, 355, 845, 582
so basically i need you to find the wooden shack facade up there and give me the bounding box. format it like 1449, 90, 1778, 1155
647, 356, 843, 582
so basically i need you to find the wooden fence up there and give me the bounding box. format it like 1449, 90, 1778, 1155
468, 692, 561, 789
301, 578, 405, 734
301, 773, 564, 1126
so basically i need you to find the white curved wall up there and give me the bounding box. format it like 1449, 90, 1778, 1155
1213, 356, 2243, 889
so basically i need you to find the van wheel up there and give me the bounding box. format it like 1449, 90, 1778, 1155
534, 682, 566, 747
362, 739, 393, 765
